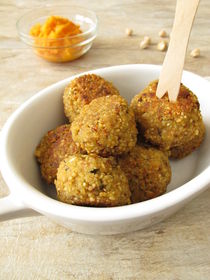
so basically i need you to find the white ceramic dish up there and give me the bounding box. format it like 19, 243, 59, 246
0, 64, 210, 235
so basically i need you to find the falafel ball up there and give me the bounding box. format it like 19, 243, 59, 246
71, 95, 138, 156
63, 74, 120, 122
55, 154, 131, 207
130, 80, 205, 158
35, 124, 80, 184
118, 145, 171, 203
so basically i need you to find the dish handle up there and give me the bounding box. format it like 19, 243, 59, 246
0, 193, 39, 222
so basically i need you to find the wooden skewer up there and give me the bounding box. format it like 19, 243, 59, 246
156, 0, 200, 101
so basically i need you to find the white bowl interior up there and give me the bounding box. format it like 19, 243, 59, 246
4, 65, 210, 202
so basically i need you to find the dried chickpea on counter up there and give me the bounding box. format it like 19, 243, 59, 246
30, 16, 83, 62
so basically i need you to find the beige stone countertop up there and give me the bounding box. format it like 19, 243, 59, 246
0, 0, 210, 279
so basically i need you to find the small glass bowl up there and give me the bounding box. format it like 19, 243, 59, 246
17, 6, 97, 62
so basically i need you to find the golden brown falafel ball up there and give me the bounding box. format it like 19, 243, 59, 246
118, 145, 171, 203
71, 95, 137, 157
130, 80, 205, 158
55, 154, 131, 207
35, 124, 80, 184
63, 74, 120, 122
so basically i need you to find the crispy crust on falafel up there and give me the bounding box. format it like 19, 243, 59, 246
63, 74, 120, 122
130, 80, 205, 158
118, 144, 171, 203
35, 124, 80, 184
71, 95, 137, 156
55, 154, 131, 206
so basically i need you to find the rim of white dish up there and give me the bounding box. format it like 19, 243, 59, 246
1, 64, 210, 223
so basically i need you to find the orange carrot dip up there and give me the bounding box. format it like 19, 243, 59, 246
30, 16, 83, 62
